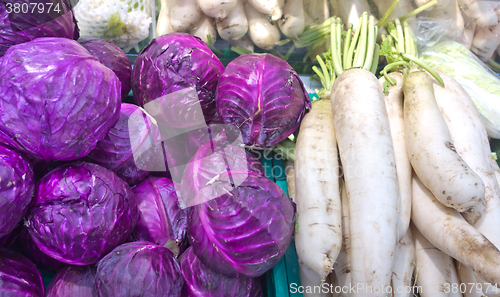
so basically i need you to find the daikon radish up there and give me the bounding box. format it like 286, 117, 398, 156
471, 23, 500, 62
415, 0, 451, 10
457, 0, 498, 27
391, 229, 415, 297
403, 71, 484, 212
334, 179, 352, 297
299, 259, 328, 297
157, 0, 174, 36
189, 14, 217, 44
216, 0, 248, 41
303, 0, 330, 61
422, 0, 465, 32
295, 99, 342, 280
456, 263, 485, 297
279, 0, 306, 38
285, 160, 296, 202
304, 10, 314, 27
169, 0, 202, 32
379, 72, 411, 241
475, 273, 500, 296
228, 34, 255, 52
331, 69, 399, 297
245, 2, 281, 50
411, 173, 500, 285
431, 71, 500, 250
197, 0, 237, 20
411, 223, 460, 297
462, 11, 476, 49
372, 0, 416, 19
247, 0, 284, 21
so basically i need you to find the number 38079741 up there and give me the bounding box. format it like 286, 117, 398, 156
5, 2, 61, 14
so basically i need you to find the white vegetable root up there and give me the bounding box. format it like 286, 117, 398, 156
411, 223, 459, 297
391, 229, 415, 297
457, 0, 498, 27
471, 23, 500, 62
189, 14, 217, 44
278, 0, 305, 38
379, 72, 411, 241
245, 2, 281, 50
228, 34, 255, 52
411, 173, 500, 285
422, 0, 465, 33
299, 258, 328, 297
169, 0, 202, 32
197, 0, 238, 20
216, 0, 248, 41
247, 0, 284, 21
285, 160, 296, 202
157, 0, 174, 37
334, 179, 352, 296
456, 262, 485, 297
295, 99, 342, 280
462, 11, 477, 49
331, 69, 399, 297
403, 71, 485, 212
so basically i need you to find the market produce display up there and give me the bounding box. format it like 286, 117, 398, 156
3, 0, 500, 296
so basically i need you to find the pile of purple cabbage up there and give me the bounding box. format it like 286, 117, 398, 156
0, 15, 310, 296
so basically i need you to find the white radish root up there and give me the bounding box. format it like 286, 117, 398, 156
169, 0, 202, 32
457, 0, 498, 27
216, 0, 248, 41
471, 23, 500, 62
334, 179, 352, 297
462, 11, 477, 49
285, 160, 296, 202
391, 229, 415, 297
189, 14, 217, 44
403, 71, 484, 212
411, 222, 459, 297
245, 2, 281, 50
380, 72, 412, 241
411, 173, 500, 285
422, 0, 465, 33
197, 0, 238, 20
228, 34, 255, 52
331, 69, 399, 297
247, 0, 285, 21
295, 99, 342, 280
279, 0, 306, 38
456, 262, 485, 297
157, 0, 174, 36
299, 258, 328, 297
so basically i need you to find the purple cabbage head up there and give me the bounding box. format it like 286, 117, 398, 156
0, 250, 44, 296
0, 145, 34, 238
27, 162, 138, 265
180, 246, 263, 297
94, 241, 184, 297
86, 103, 162, 186
46, 265, 96, 297
80, 39, 132, 100
0, 37, 121, 161
131, 33, 224, 128
131, 176, 188, 257
0, 0, 79, 57
216, 53, 310, 148
188, 171, 295, 277
19, 228, 65, 271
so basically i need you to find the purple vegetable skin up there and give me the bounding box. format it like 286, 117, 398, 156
46, 265, 96, 297
188, 172, 295, 277
19, 228, 65, 271
131, 33, 224, 128
132, 176, 188, 257
86, 103, 162, 185
0, 145, 34, 238
94, 241, 184, 297
0, 37, 121, 161
216, 53, 310, 148
0, 250, 44, 296
27, 162, 138, 265
0, 223, 21, 248
80, 39, 132, 100
180, 246, 263, 297
0, 0, 79, 57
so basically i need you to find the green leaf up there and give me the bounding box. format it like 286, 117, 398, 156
379, 39, 393, 58
383, 79, 392, 94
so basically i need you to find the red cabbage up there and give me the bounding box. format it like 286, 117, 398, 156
0, 250, 44, 296
46, 265, 96, 297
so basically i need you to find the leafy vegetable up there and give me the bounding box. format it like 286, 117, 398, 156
46, 265, 96, 297
0, 0, 79, 57
0, 37, 121, 161
19, 228, 65, 271
0, 145, 34, 238
86, 103, 161, 185
216, 53, 310, 148
132, 33, 224, 128
131, 176, 188, 257
94, 241, 184, 297
0, 250, 44, 296
80, 39, 132, 100
27, 162, 138, 265
188, 171, 295, 277
420, 40, 500, 139
179, 246, 263, 297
